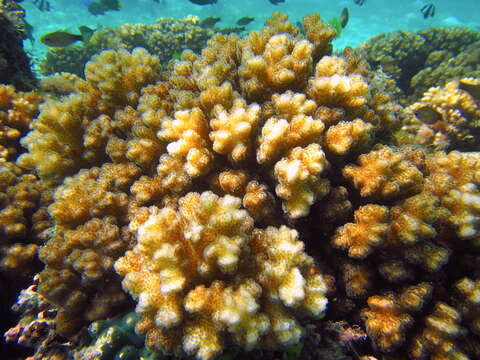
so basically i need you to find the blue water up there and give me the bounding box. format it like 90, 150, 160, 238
23, 0, 479, 67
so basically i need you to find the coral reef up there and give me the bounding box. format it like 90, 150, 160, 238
4, 11, 480, 360
359, 27, 480, 100
0, 0, 36, 90
40, 16, 214, 78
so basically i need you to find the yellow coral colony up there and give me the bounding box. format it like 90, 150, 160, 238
12, 10, 480, 360
115, 192, 327, 359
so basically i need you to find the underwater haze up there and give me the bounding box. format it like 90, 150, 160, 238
24, 0, 480, 62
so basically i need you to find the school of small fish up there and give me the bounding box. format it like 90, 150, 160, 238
31, 0, 441, 48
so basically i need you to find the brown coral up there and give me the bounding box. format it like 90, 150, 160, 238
10, 11, 480, 360
0, 85, 42, 164
333, 204, 389, 259
324, 119, 374, 155
410, 303, 468, 360
343, 145, 424, 199
210, 99, 260, 163
425, 151, 480, 239
455, 278, 480, 338
37, 163, 140, 336
359, 27, 480, 99
362, 294, 413, 352
239, 33, 314, 101
388, 191, 449, 245
18, 48, 162, 185
307, 56, 369, 109
256, 91, 323, 164
0, 162, 51, 280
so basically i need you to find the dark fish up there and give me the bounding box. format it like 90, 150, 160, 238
459, 80, 480, 102
421, 3, 435, 19
268, 0, 285, 5
200, 16, 221, 28
219, 26, 245, 34
415, 106, 441, 124
340, 8, 349, 29
32, 0, 51, 12
188, 0, 217, 5
87, 0, 123, 16
41, 26, 94, 47
236, 17, 254, 26
353, 0, 366, 5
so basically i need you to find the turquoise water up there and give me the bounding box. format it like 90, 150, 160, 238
24, 0, 480, 63
2, 1, 480, 360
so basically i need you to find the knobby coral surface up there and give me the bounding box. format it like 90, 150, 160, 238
0, 85, 50, 285
115, 192, 327, 359
4, 12, 480, 360
0, 84, 42, 164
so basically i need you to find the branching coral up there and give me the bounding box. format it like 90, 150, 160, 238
39, 72, 80, 97
158, 107, 213, 178
0, 162, 51, 279
425, 150, 480, 239
274, 144, 330, 218
4, 278, 74, 359
324, 119, 374, 155
257, 91, 323, 164
209, 170, 278, 223
8, 11, 480, 360
18, 48, 162, 185
410, 303, 468, 360
343, 145, 424, 199
210, 99, 260, 163
455, 278, 480, 336
307, 56, 369, 109
361, 293, 413, 352
329, 146, 480, 358
115, 191, 328, 359
37, 163, 140, 336
332, 204, 389, 259
239, 34, 314, 102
